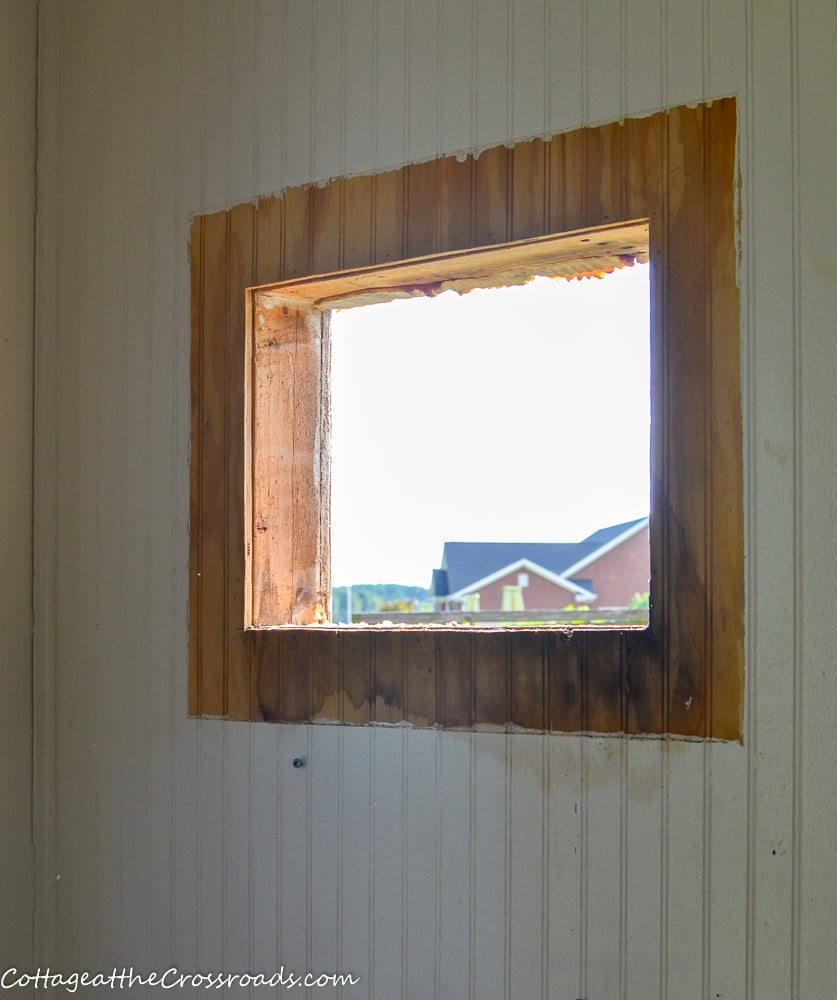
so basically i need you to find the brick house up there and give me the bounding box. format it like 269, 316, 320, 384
430, 517, 649, 611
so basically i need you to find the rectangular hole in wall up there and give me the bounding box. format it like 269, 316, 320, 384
330, 262, 650, 627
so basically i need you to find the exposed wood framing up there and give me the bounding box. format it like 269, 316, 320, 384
189, 99, 743, 740
247, 301, 330, 626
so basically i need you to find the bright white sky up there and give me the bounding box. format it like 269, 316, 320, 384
330, 263, 650, 587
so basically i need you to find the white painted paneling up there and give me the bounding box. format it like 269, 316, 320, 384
582, 738, 624, 997
311, 0, 347, 181
664, 0, 708, 108
337, 726, 374, 987
373, 0, 409, 169
30, 0, 837, 997
308, 725, 342, 977
471, 734, 508, 1000
624, 0, 664, 115
662, 742, 707, 998
584, 0, 624, 125
546, 0, 584, 133
746, 2, 802, 997
510, 0, 549, 139
223, 728, 255, 970
369, 726, 406, 992
623, 739, 664, 998
0, 0, 36, 973
707, 0, 747, 99
439, 0, 476, 154
278, 724, 311, 973
253, 0, 286, 196
507, 735, 548, 999
706, 740, 749, 997
250, 724, 280, 971
437, 734, 473, 997
403, 729, 438, 999
341, 0, 377, 175
200, 0, 235, 209
474, 0, 511, 148
545, 738, 584, 1000
796, 3, 837, 997
227, 0, 259, 204
405, 0, 442, 163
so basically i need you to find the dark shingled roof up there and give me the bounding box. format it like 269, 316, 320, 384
430, 568, 449, 598
430, 517, 647, 597
579, 517, 646, 547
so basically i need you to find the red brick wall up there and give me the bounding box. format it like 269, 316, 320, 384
469, 569, 577, 611
457, 526, 650, 610
580, 525, 650, 606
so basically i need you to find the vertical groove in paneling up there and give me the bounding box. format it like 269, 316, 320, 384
188, 213, 203, 717
400, 730, 408, 1000
656, 0, 672, 911
704, 102, 716, 750
510, 138, 546, 240
130, 0, 155, 960
437, 632, 473, 729
659, 740, 670, 1000
472, 632, 508, 727
614, 736, 626, 1000
438, 154, 473, 251
509, 632, 545, 732
788, 3, 803, 996
799, 2, 837, 993
311, 181, 343, 276
467, 735, 476, 1000
708, 97, 744, 742
370, 631, 402, 726
310, 631, 339, 721
473, 144, 511, 245
703, 736, 713, 998
579, 735, 588, 998
282, 184, 313, 279
540, 736, 550, 999
746, 0, 807, 991
304, 723, 314, 975
226, 203, 256, 719
433, 731, 443, 1000
335, 725, 345, 983
221, 207, 232, 719
742, 9, 757, 996
503, 736, 512, 1000
341, 174, 374, 268
199, 211, 231, 716
654, 106, 671, 739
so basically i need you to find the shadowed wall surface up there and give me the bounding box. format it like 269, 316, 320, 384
0, 0, 36, 971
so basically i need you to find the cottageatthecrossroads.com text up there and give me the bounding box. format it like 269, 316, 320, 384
1, 968, 360, 992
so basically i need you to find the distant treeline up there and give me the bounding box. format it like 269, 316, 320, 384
331, 583, 430, 623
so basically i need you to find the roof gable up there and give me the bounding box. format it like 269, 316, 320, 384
437, 540, 596, 596
559, 516, 649, 579
432, 517, 648, 597
444, 557, 597, 603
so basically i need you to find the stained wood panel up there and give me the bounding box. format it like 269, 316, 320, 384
190, 100, 743, 738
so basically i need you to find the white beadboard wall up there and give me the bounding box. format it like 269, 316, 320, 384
0, 0, 36, 973
32, 1, 837, 998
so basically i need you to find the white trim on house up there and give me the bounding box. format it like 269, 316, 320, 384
558, 516, 650, 581
447, 558, 598, 604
